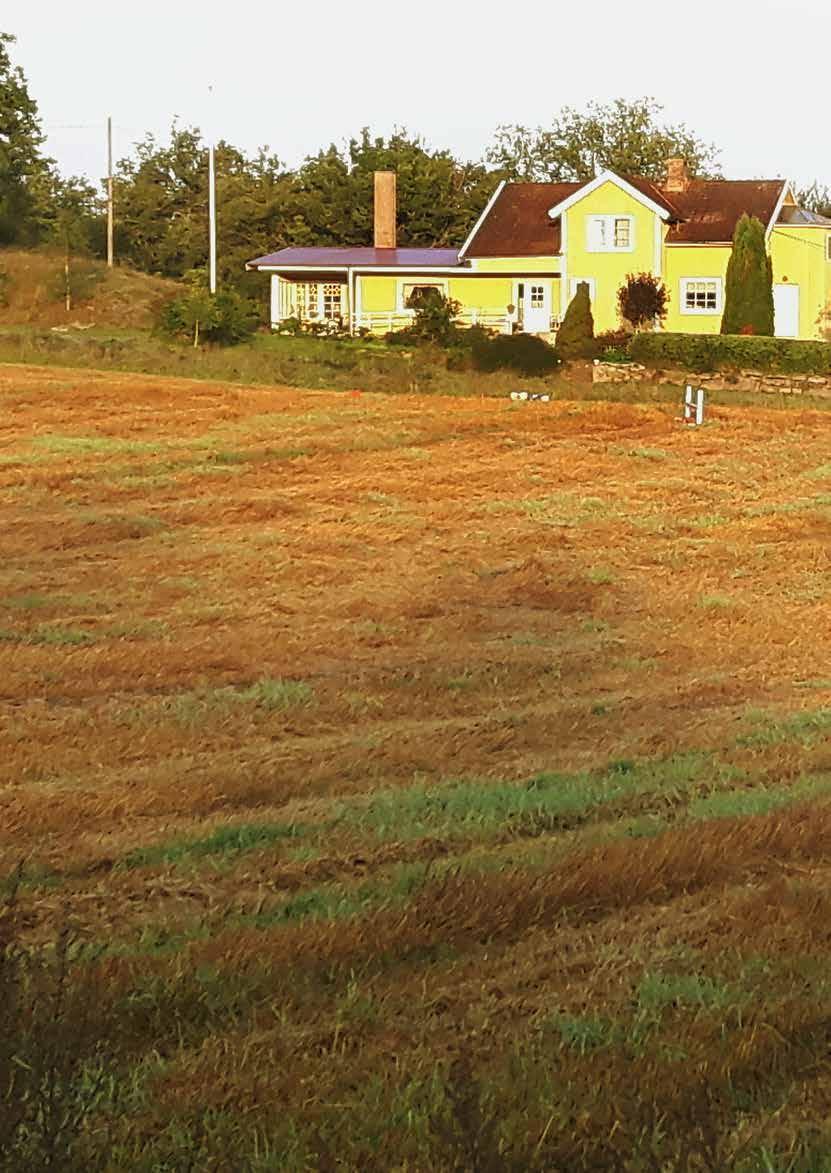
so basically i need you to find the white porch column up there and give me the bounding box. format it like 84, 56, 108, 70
270, 275, 281, 328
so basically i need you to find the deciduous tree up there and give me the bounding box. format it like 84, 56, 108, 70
796, 182, 831, 220
488, 97, 720, 183
618, 272, 669, 330
0, 31, 54, 244
289, 128, 496, 247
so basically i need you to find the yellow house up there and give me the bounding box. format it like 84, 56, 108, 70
246, 163, 831, 342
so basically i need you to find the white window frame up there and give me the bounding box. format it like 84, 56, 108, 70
585, 214, 635, 253
569, 277, 596, 303
528, 283, 546, 310
397, 278, 449, 312
321, 283, 344, 321
680, 277, 723, 316
293, 282, 321, 320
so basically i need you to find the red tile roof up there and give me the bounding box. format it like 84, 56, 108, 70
462, 183, 579, 257
618, 174, 685, 219
664, 180, 786, 243
462, 176, 788, 255
247, 247, 460, 269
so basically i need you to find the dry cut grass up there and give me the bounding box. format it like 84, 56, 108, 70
2, 362, 831, 1170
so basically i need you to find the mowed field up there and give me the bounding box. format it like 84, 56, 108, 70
2, 363, 831, 1171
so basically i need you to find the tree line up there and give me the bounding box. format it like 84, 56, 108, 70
2, 30, 830, 295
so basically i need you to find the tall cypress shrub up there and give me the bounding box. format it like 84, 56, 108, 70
557, 281, 595, 358
720, 214, 774, 336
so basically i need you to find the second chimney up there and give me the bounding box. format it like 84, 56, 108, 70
374, 171, 397, 249
664, 157, 690, 193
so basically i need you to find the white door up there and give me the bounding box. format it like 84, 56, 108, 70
520, 281, 551, 333
774, 284, 799, 338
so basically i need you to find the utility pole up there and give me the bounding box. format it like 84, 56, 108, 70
207, 85, 217, 294
107, 115, 114, 268
208, 142, 217, 293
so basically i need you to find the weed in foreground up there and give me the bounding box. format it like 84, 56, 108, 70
0, 888, 117, 1171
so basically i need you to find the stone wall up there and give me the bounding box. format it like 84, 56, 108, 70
592, 360, 831, 398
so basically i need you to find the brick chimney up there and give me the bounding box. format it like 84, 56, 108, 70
374, 171, 397, 249
664, 157, 690, 193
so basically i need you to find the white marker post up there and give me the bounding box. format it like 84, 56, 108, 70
684, 384, 705, 426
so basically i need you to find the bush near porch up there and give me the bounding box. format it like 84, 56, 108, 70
630, 332, 831, 376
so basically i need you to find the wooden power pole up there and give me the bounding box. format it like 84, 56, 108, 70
107, 115, 114, 267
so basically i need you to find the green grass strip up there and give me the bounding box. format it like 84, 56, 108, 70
121, 821, 306, 869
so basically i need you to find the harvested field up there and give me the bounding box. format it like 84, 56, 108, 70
2, 362, 831, 1170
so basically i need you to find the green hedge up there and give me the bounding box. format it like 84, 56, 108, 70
629, 332, 831, 375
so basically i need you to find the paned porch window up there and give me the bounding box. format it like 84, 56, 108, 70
295, 283, 318, 318
322, 283, 343, 320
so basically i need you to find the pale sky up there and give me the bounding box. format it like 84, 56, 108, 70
5, 0, 829, 193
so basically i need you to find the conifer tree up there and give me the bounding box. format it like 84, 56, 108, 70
556, 281, 595, 358
720, 214, 774, 336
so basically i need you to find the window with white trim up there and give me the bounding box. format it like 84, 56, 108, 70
529, 284, 545, 308
401, 282, 447, 309
322, 283, 343, 320
586, 215, 634, 252
569, 277, 596, 302
680, 277, 723, 315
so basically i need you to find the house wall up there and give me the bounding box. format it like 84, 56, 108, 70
770, 227, 830, 340
563, 181, 660, 332
448, 276, 514, 312
356, 273, 558, 330
661, 231, 831, 340
358, 275, 398, 312
662, 246, 731, 334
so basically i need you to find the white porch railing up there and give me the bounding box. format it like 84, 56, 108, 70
351, 309, 514, 335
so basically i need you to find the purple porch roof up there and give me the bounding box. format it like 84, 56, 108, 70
247, 247, 461, 270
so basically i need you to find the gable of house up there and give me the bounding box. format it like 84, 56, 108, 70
555, 173, 671, 329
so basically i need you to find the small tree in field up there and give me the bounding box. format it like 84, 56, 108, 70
156, 271, 260, 347
618, 272, 668, 330
721, 214, 774, 336
556, 281, 595, 358
409, 289, 461, 346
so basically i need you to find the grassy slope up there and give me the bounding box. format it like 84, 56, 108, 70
0, 248, 179, 328
2, 365, 831, 1168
